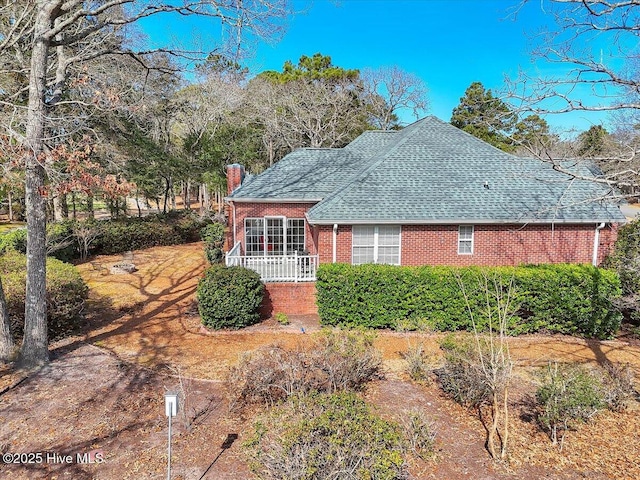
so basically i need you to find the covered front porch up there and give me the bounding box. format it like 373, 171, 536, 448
225, 242, 318, 282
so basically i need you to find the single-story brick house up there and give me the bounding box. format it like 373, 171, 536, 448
225, 116, 625, 314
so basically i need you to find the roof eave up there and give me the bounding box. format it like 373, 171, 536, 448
307, 217, 625, 226
225, 197, 323, 204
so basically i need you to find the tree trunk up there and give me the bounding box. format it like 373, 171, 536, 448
268, 138, 274, 166
486, 396, 498, 459
86, 194, 94, 219
163, 178, 170, 214
7, 190, 13, 222
20, 3, 51, 367
71, 192, 77, 219
0, 276, 16, 363
201, 183, 209, 212
170, 177, 176, 211
501, 387, 509, 459
60, 193, 68, 219
46, 198, 55, 221
184, 181, 191, 210
53, 195, 63, 221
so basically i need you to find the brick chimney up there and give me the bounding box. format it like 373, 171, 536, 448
226, 164, 245, 195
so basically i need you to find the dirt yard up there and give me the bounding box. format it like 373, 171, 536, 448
1, 242, 639, 479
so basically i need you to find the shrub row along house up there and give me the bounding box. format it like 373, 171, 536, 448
225, 116, 625, 314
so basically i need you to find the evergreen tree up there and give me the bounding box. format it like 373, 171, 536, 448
451, 82, 517, 152
578, 125, 610, 158
513, 114, 555, 156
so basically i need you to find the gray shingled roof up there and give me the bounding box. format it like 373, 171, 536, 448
228, 148, 367, 201
343, 130, 398, 158
230, 117, 625, 224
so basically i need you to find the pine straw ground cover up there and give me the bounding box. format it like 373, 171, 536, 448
0, 242, 639, 479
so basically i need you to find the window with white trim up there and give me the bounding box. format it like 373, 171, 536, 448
458, 225, 474, 254
244, 217, 306, 256
245, 218, 264, 255
352, 225, 401, 265
286, 218, 306, 253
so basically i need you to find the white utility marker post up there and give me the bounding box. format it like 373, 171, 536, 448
165, 392, 178, 480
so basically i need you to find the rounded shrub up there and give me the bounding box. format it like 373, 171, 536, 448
0, 227, 27, 254
536, 363, 605, 445
0, 223, 77, 261
196, 265, 264, 329
0, 250, 88, 340
173, 210, 212, 243
246, 392, 407, 480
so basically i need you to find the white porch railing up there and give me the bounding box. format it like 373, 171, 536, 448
225, 242, 318, 282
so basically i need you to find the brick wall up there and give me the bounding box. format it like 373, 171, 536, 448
317, 222, 617, 266
260, 282, 317, 317
229, 201, 618, 266
228, 202, 319, 254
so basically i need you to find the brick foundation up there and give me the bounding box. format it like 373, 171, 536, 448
261, 282, 317, 317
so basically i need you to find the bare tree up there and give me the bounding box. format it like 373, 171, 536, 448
0, 276, 16, 363
276, 78, 367, 148
244, 77, 295, 165
509, 0, 640, 116
362, 66, 430, 129
506, 0, 640, 195
450, 273, 516, 460
0, 0, 293, 367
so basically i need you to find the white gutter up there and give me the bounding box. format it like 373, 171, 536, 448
592, 222, 606, 266
332, 224, 338, 263
225, 197, 323, 204
309, 218, 619, 226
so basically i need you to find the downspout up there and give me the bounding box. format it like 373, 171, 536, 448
231, 201, 237, 246
332, 224, 338, 263
592, 222, 606, 266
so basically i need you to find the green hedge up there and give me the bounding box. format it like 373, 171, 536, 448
0, 211, 212, 259
316, 263, 622, 339
0, 250, 88, 341
91, 211, 210, 255
0, 223, 76, 262
196, 265, 264, 329
0, 227, 27, 254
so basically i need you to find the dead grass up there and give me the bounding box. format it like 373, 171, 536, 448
1, 242, 640, 479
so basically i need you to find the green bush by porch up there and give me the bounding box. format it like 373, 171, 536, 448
316, 263, 622, 339
197, 265, 264, 329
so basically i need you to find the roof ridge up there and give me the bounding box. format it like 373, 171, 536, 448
309, 119, 431, 217
439, 116, 523, 159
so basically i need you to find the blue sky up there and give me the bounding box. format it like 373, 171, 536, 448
140, 0, 615, 133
